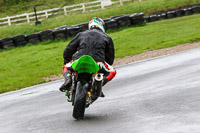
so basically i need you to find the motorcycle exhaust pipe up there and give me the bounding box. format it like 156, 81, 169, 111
95, 73, 103, 81
93, 73, 104, 97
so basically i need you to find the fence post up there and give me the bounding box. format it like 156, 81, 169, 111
64, 7, 67, 16
45, 11, 48, 18
101, 1, 105, 9
7, 16, 11, 26
26, 13, 30, 23
101, 0, 112, 8
82, 4, 86, 13
120, 0, 123, 5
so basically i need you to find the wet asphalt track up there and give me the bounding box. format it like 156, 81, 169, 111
1, 48, 200, 133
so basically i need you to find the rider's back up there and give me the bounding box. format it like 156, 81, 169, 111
64, 28, 115, 65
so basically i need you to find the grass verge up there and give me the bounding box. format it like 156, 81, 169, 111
0, 14, 200, 93
0, 0, 96, 18
0, 0, 200, 39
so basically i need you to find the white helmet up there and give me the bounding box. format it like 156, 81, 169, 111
89, 17, 105, 32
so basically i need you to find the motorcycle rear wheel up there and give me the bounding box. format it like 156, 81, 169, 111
72, 81, 88, 120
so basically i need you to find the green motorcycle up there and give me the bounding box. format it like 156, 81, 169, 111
65, 55, 104, 120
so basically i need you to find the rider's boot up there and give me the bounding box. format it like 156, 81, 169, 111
59, 72, 72, 92
103, 77, 108, 86
100, 92, 105, 97
99, 77, 108, 97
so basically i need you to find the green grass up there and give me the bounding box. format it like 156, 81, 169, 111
0, 0, 96, 18
113, 14, 200, 57
0, 0, 200, 39
0, 14, 200, 93
0, 40, 66, 93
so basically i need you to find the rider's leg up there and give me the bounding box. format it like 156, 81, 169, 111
59, 61, 73, 92
97, 62, 117, 97
98, 62, 116, 86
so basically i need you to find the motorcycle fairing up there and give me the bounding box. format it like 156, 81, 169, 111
72, 55, 99, 74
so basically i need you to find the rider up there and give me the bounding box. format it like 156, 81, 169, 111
59, 17, 116, 95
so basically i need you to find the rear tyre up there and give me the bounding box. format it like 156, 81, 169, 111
73, 81, 88, 120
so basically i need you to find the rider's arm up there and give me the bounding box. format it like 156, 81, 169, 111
105, 36, 115, 65
63, 33, 80, 63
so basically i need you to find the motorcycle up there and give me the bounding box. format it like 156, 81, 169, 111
65, 55, 104, 120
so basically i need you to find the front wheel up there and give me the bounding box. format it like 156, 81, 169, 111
72, 81, 89, 120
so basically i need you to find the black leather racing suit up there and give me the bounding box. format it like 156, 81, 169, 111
63, 29, 115, 65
